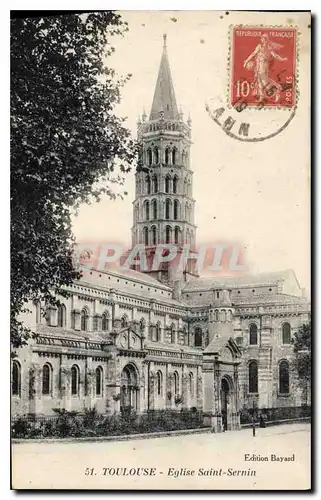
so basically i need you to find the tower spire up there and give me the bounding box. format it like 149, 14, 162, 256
163, 33, 167, 48
149, 35, 179, 121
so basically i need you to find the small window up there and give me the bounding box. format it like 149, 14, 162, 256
102, 313, 109, 331
217, 292, 220, 299
165, 175, 171, 194
174, 371, 179, 395
144, 227, 149, 246
71, 365, 80, 396
282, 323, 291, 344
189, 373, 194, 397
12, 360, 21, 396
157, 371, 163, 396
146, 175, 151, 194
173, 176, 178, 194
96, 367, 103, 396
81, 309, 89, 331
42, 364, 52, 395
93, 315, 99, 331
165, 148, 170, 165
57, 304, 66, 327
194, 328, 202, 347
249, 324, 258, 345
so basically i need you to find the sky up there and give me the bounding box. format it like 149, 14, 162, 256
71, 11, 310, 292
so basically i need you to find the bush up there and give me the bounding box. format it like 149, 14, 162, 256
12, 408, 206, 439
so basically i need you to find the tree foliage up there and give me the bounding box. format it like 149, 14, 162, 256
11, 12, 137, 346
291, 322, 311, 390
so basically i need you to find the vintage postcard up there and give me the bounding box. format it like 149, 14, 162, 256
11, 10, 311, 490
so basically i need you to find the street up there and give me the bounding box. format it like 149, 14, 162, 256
12, 423, 311, 490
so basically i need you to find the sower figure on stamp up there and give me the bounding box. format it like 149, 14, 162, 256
243, 33, 287, 103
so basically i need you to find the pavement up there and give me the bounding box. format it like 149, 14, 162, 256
11, 422, 311, 490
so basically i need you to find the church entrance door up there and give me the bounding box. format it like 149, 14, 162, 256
221, 377, 230, 432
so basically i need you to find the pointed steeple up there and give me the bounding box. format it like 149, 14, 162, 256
149, 34, 179, 121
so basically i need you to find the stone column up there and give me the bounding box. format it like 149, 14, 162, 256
28, 363, 42, 415
233, 364, 241, 430
60, 363, 71, 411
85, 357, 94, 408
212, 363, 222, 433
166, 364, 173, 409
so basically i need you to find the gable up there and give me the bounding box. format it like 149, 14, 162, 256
117, 328, 144, 351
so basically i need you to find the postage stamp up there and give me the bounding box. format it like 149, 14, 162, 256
230, 26, 297, 109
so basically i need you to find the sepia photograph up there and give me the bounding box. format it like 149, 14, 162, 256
10, 9, 311, 491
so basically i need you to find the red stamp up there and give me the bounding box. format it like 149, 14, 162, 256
230, 26, 297, 108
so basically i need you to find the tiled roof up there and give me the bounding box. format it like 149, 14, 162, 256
36, 325, 111, 343
183, 269, 298, 291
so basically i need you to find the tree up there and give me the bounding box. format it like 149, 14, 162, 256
11, 12, 137, 346
291, 322, 311, 405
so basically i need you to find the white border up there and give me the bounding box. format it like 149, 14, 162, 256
2, 2, 318, 498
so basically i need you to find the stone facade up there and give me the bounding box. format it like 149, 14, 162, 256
11, 36, 310, 432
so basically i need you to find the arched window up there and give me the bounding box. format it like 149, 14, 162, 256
12, 360, 21, 396
189, 373, 194, 397
71, 365, 80, 396
42, 363, 52, 395
147, 148, 152, 166
174, 199, 179, 220
144, 200, 150, 220
282, 323, 291, 344
249, 361, 258, 393
174, 371, 179, 395
165, 147, 170, 165
81, 309, 89, 331
143, 227, 149, 246
157, 371, 163, 396
57, 304, 66, 327
121, 316, 128, 328
174, 226, 180, 245
194, 327, 202, 347
172, 148, 177, 165
93, 315, 99, 331
146, 175, 151, 194
96, 366, 103, 396
165, 199, 171, 219
249, 324, 258, 345
154, 147, 159, 165
171, 324, 175, 344
166, 226, 171, 244
279, 360, 290, 394
165, 175, 171, 193
156, 322, 161, 341
215, 310, 219, 321
173, 176, 178, 194
152, 175, 158, 193
152, 199, 157, 219
151, 226, 157, 245
102, 312, 109, 331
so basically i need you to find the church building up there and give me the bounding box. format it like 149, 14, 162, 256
12, 36, 310, 432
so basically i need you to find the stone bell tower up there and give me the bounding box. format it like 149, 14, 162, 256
131, 34, 198, 286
